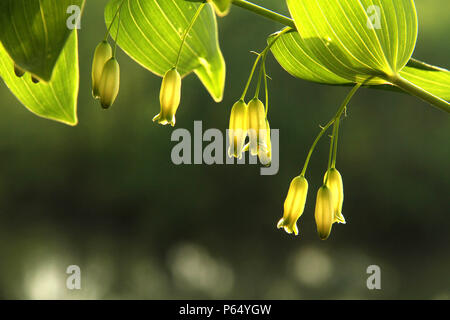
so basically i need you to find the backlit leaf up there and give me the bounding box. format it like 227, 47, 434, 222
0, 31, 79, 125
270, 29, 449, 101
0, 0, 85, 82
286, 0, 418, 82
105, 0, 226, 102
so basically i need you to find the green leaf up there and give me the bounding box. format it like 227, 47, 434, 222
0, 31, 79, 126
0, 0, 85, 82
105, 0, 226, 102
269, 30, 350, 85
400, 61, 450, 101
286, 0, 418, 82
270, 30, 450, 102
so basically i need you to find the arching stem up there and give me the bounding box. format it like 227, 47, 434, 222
175, 2, 206, 68
301, 83, 362, 177
231, 0, 295, 28
332, 116, 341, 168
104, 0, 125, 41
240, 27, 293, 101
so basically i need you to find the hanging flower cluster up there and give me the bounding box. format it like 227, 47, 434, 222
91, 2, 364, 241
276, 83, 361, 239
91, 1, 124, 109
227, 29, 293, 166
228, 96, 272, 166
277, 137, 348, 240
223, 27, 357, 240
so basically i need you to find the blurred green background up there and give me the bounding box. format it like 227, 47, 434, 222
0, 0, 449, 299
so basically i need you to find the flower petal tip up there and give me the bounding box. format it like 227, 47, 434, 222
277, 219, 299, 236
334, 212, 346, 224
227, 147, 243, 160
318, 231, 331, 240
152, 114, 175, 127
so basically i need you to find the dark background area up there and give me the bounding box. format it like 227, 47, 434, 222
0, 0, 448, 299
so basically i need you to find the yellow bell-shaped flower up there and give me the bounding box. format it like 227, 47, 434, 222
277, 176, 308, 235
324, 168, 345, 224
92, 41, 112, 99
228, 100, 248, 159
258, 119, 272, 166
248, 98, 267, 156
153, 68, 182, 127
98, 57, 120, 109
314, 185, 334, 240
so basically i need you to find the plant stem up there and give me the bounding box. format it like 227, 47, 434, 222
254, 56, 265, 99
332, 116, 340, 168
240, 27, 292, 101
327, 122, 336, 170
387, 74, 450, 113
301, 83, 362, 177
255, 51, 267, 99
175, 3, 206, 68
231, 0, 296, 28
263, 62, 269, 115
241, 53, 262, 101
113, 3, 123, 57
104, 0, 125, 41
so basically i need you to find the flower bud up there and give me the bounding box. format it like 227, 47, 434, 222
277, 176, 308, 235
258, 119, 272, 166
248, 98, 267, 156
14, 63, 25, 78
31, 76, 40, 84
314, 185, 334, 240
153, 68, 182, 127
92, 41, 113, 99
228, 100, 248, 159
324, 168, 345, 224
99, 57, 120, 109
